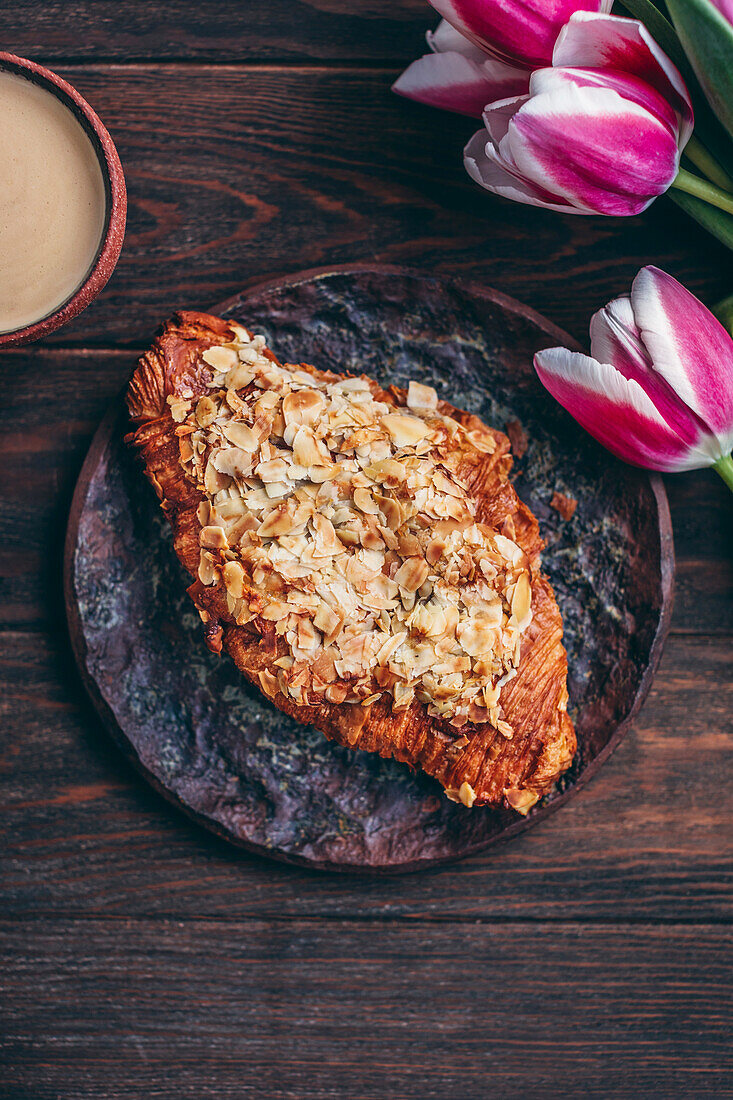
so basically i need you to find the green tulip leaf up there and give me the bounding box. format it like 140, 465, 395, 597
668, 189, 733, 251
666, 0, 733, 140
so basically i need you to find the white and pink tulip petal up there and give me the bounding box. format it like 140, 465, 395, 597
426, 18, 494, 62
631, 267, 733, 453
533, 347, 715, 470
507, 81, 682, 215
392, 50, 527, 117
429, 0, 613, 67
463, 129, 581, 213
528, 66, 681, 137
553, 12, 694, 145
590, 295, 714, 446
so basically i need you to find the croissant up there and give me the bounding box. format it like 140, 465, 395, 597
126, 312, 575, 813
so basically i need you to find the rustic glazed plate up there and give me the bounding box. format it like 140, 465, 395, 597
65, 265, 674, 872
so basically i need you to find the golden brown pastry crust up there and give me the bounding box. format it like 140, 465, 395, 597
127, 311, 576, 812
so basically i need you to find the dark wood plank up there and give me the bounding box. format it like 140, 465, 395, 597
4, 0, 429, 63
14, 65, 727, 349
1, 917, 730, 1099
1, 339, 731, 633
1, 631, 731, 921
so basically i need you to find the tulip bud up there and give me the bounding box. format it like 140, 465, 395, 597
464, 13, 694, 216
533, 267, 733, 489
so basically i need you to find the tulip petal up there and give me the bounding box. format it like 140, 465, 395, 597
429, 0, 613, 67
553, 12, 694, 146
631, 266, 733, 452
427, 18, 492, 62
590, 294, 650, 375
464, 129, 583, 213
529, 65, 680, 138
508, 81, 681, 215
534, 347, 716, 470
591, 295, 706, 446
392, 49, 528, 117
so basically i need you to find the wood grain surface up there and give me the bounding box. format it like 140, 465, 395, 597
0, 3, 731, 1097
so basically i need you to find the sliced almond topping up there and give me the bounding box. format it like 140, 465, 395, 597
458, 781, 476, 808
353, 487, 380, 515
456, 616, 496, 658
202, 345, 238, 372
364, 458, 406, 486
258, 670, 279, 698
504, 788, 539, 815
293, 426, 330, 468
394, 557, 430, 593
205, 458, 232, 494
382, 413, 430, 449
195, 396, 218, 428
228, 365, 255, 390
198, 550, 217, 586
511, 571, 532, 628
258, 505, 296, 538
200, 525, 228, 550
178, 326, 536, 729
407, 380, 438, 410
222, 421, 258, 451
223, 560, 245, 599
282, 388, 325, 427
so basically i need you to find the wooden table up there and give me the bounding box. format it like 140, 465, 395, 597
1, 3, 731, 1097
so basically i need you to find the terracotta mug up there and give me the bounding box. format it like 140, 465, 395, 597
0, 52, 126, 347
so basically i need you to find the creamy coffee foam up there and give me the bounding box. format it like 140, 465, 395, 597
0, 69, 107, 334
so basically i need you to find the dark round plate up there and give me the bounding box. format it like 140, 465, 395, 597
65, 264, 674, 872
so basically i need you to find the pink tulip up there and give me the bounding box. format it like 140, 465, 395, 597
534, 267, 733, 487
465, 13, 694, 216
392, 19, 530, 118
428, 0, 613, 67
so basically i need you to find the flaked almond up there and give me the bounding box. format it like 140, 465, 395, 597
200, 525, 228, 550
511, 571, 532, 628
228, 364, 255, 390
293, 426, 329, 468
256, 458, 289, 483
353, 487, 380, 515
205, 457, 232, 494
364, 458, 406, 486
223, 560, 245, 599
222, 421, 258, 451
394, 556, 430, 593
202, 345, 238, 373
167, 394, 190, 423
282, 388, 325, 427
504, 788, 539, 815
314, 603, 343, 642
198, 550, 217, 586
456, 616, 496, 657
426, 536, 447, 566
382, 413, 430, 449
458, 781, 476, 808
407, 380, 438, 410
311, 513, 345, 556
258, 505, 296, 537
258, 669, 279, 698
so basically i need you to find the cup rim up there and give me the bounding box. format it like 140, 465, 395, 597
0, 52, 127, 348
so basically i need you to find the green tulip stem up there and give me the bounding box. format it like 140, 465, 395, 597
713, 454, 733, 493
684, 136, 733, 192
672, 169, 733, 215
712, 293, 733, 336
